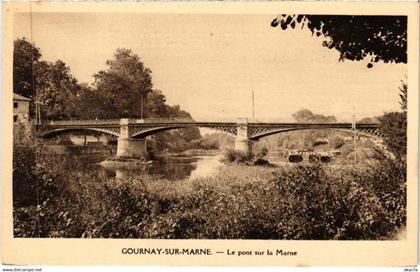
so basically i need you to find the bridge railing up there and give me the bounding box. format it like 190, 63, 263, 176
141, 118, 197, 123
44, 119, 121, 126
43, 118, 380, 127
43, 118, 200, 126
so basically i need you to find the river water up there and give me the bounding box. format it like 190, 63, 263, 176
61, 149, 331, 182
52, 145, 348, 182
81, 154, 224, 181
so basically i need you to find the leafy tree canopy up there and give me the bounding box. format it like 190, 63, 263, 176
35, 60, 81, 119
379, 112, 406, 161
399, 80, 407, 111
14, 38, 42, 98
358, 117, 380, 124
92, 48, 154, 118
271, 15, 407, 67
77, 48, 195, 121
13, 38, 42, 115
74, 48, 202, 145
292, 109, 337, 123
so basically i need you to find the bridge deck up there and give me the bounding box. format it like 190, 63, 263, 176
40, 119, 379, 128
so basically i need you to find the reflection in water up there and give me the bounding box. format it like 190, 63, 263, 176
97, 155, 223, 181
188, 155, 222, 180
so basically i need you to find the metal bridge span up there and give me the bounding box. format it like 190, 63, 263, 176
37, 118, 381, 158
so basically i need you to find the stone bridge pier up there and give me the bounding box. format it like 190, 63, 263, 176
116, 118, 148, 158
234, 118, 253, 154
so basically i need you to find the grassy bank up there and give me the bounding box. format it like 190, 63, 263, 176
13, 145, 406, 239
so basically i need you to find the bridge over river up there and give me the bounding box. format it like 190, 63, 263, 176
37, 118, 381, 158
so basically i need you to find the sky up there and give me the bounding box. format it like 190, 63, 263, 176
14, 13, 407, 122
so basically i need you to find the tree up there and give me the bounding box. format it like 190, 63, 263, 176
378, 112, 406, 161
399, 80, 407, 111
292, 109, 336, 123
13, 38, 81, 120
377, 79, 408, 161
72, 84, 108, 119
13, 38, 42, 115
35, 60, 81, 120
376, 80, 408, 161
358, 117, 380, 124
271, 15, 407, 67
93, 48, 153, 118
145, 90, 169, 118
87, 48, 202, 149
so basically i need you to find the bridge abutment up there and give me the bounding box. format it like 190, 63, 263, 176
234, 117, 253, 154
234, 138, 253, 154
116, 138, 147, 158
116, 118, 148, 159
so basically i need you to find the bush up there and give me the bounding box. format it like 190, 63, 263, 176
274, 165, 384, 240
254, 146, 269, 159
271, 164, 398, 239
365, 159, 406, 230
330, 136, 345, 149
221, 148, 254, 164
221, 146, 269, 165
14, 173, 154, 238
13, 141, 37, 207
78, 179, 152, 238
141, 177, 282, 239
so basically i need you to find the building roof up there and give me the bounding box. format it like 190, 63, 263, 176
13, 93, 30, 101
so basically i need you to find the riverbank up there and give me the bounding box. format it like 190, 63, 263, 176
99, 156, 153, 168
14, 156, 406, 239
46, 144, 115, 156
154, 148, 219, 159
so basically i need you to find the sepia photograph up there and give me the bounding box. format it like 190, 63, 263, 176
2, 1, 419, 266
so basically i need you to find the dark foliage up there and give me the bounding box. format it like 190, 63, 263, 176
271, 15, 407, 67
13, 38, 42, 115
378, 112, 407, 161
13, 138, 37, 207
330, 136, 345, 149
270, 164, 404, 239
292, 109, 336, 123
222, 149, 254, 164
13, 38, 42, 99
399, 80, 408, 111
35, 60, 82, 120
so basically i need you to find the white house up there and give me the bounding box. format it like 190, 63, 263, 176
13, 93, 30, 124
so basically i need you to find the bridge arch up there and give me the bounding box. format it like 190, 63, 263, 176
130, 125, 237, 138
249, 127, 382, 141
38, 127, 120, 138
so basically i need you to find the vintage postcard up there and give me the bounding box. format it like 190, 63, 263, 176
1, 1, 419, 266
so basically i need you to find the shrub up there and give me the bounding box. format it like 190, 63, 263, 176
78, 179, 152, 238
221, 148, 254, 164
13, 140, 37, 207
14, 172, 154, 238
365, 159, 406, 230
270, 163, 403, 239
254, 146, 269, 159
142, 177, 282, 239
330, 136, 345, 149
